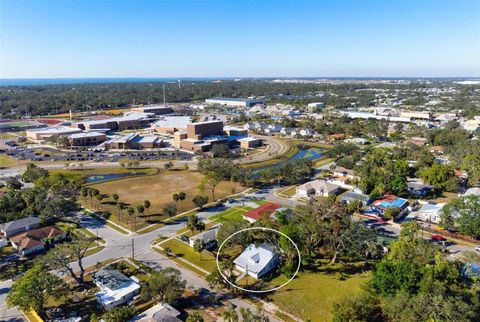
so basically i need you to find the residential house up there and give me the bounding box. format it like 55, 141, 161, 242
242, 202, 281, 223
307, 102, 325, 111
128, 302, 181, 322
407, 181, 434, 197
0, 238, 7, 248
368, 195, 409, 218
462, 187, 480, 198
414, 203, 446, 224
296, 179, 340, 198
344, 138, 370, 145
93, 267, 141, 309
299, 128, 313, 137
340, 192, 372, 206
1, 216, 41, 238
267, 123, 282, 133
188, 225, 220, 250
234, 244, 279, 279
330, 166, 357, 179
280, 127, 294, 135
10, 226, 65, 255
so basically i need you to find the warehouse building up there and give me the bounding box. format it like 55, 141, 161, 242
205, 97, 265, 108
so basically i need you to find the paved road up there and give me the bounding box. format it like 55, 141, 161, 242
0, 280, 26, 322
70, 198, 281, 321
236, 135, 288, 165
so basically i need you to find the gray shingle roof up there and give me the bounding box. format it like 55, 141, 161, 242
1, 216, 41, 233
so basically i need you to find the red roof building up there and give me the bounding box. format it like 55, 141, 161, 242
243, 202, 281, 222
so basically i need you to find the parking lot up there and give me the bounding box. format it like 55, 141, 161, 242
5, 146, 194, 163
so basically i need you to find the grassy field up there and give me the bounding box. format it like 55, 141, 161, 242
277, 185, 298, 198
0, 154, 25, 168
82, 170, 244, 231
267, 262, 371, 322
209, 205, 253, 222
52, 167, 158, 180
160, 238, 217, 273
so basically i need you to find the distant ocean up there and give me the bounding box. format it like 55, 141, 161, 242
0, 77, 477, 86
0, 77, 230, 86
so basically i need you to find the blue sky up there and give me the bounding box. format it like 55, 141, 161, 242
1, 0, 479, 78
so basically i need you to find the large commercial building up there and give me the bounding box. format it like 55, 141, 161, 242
186, 120, 224, 139
72, 112, 153, 131
205, 97, 265, 108
399, 111, 433, 121
68, 132, 107, 146
130, 105, 173, 115
151, 116, 191, 135
224, 126, 248, 137
26, 126, 83, 140
103, 133, 162, 150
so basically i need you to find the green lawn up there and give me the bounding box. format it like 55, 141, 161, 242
278, 185, 297, 197
267, 262, 371, 322
160, 238, 217, 273
209, 206, 253, 222
0, 154, 24, 168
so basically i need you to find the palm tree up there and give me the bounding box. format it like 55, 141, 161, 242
136, 204, 145, 218
143, 200, 151, 217
178, 192, 186, 211
127, 207, 135, 230
117, 203, 124, 221
88, 188, 94, 205
186, 214, 200, 235
92, 189, 100, 206
172, 193, 179, 208
193, 239, 204, 261
95, 194, 103, 210
81, 188, 88, 203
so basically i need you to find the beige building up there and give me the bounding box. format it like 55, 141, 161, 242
26, 126, 83, 140
238, 137, 261, 149
399, 111, 433, 121
68, 132, 107, 146
152, 116, 191, 135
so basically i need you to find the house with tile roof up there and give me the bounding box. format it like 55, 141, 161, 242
9, 225, 65, 255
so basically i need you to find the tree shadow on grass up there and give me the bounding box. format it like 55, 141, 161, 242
303, 260, 374, 279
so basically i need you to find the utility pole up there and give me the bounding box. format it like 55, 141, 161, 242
163, 84, 166, 105
131, 238, 135, 260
